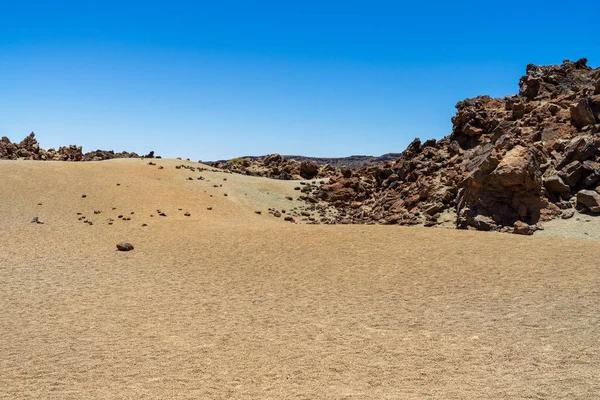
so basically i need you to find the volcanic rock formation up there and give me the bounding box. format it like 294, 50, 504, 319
303, 58, 600, 232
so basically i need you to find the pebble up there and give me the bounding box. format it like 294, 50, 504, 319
116, 242, 134, 251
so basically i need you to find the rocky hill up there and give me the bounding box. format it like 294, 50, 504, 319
299, 58, 600, 233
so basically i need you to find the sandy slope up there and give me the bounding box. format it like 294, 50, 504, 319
1, 159, 599, 399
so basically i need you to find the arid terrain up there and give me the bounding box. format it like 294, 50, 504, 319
1, 158, 598, 399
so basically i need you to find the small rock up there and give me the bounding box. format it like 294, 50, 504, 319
207, 207, 213, 210
561, 210, 575, 219
158, 212, 167, 217
274, 211, 282, 218
184, 212, 191, 216
116, 242, 134, 251
31, 216, 38, 223
513, 221, 534, 235
142, 223, 148, 227
254, 211, 262, 215
81, 194, 86, 198
284, 216, 295, 222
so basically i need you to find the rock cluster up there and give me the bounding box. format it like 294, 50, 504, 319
209, 154, 339, 180
0, 133, 85, 161
0, 132, 157, 161
301, 59, 600, 232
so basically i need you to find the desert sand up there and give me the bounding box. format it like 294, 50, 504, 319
1, 159, 598, 399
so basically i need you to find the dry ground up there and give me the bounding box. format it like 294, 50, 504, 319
1, 159, 598, 399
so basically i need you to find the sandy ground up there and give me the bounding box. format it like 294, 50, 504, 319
1, 159, 599, 399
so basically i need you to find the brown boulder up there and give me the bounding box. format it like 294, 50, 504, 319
543, 175, 570, 194
576, 190, 600, 213
513, 221, 534, 235
570, 99, 597, 129
299, 161, 319, 179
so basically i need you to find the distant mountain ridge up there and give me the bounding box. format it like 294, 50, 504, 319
211, 153, 403, 169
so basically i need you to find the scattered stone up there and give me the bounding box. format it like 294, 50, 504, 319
116, 242, 134, 251
184, 212, 191, 216
274, 211, 282, 218
254, 211, 262, 215
207, 207, 213, 210
142, 223, 148, 227
81, 194, 86, 198
284, 216, 295, 222
31, 216, 38, 223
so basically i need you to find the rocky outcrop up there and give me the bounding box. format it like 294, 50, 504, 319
209, 154, 339, 180
0, 132, 156, 161
296, 58, 600, 232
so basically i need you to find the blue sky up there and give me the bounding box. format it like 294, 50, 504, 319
1, 1, 598, 160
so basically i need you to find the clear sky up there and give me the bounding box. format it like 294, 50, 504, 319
1, 1, 598, 160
